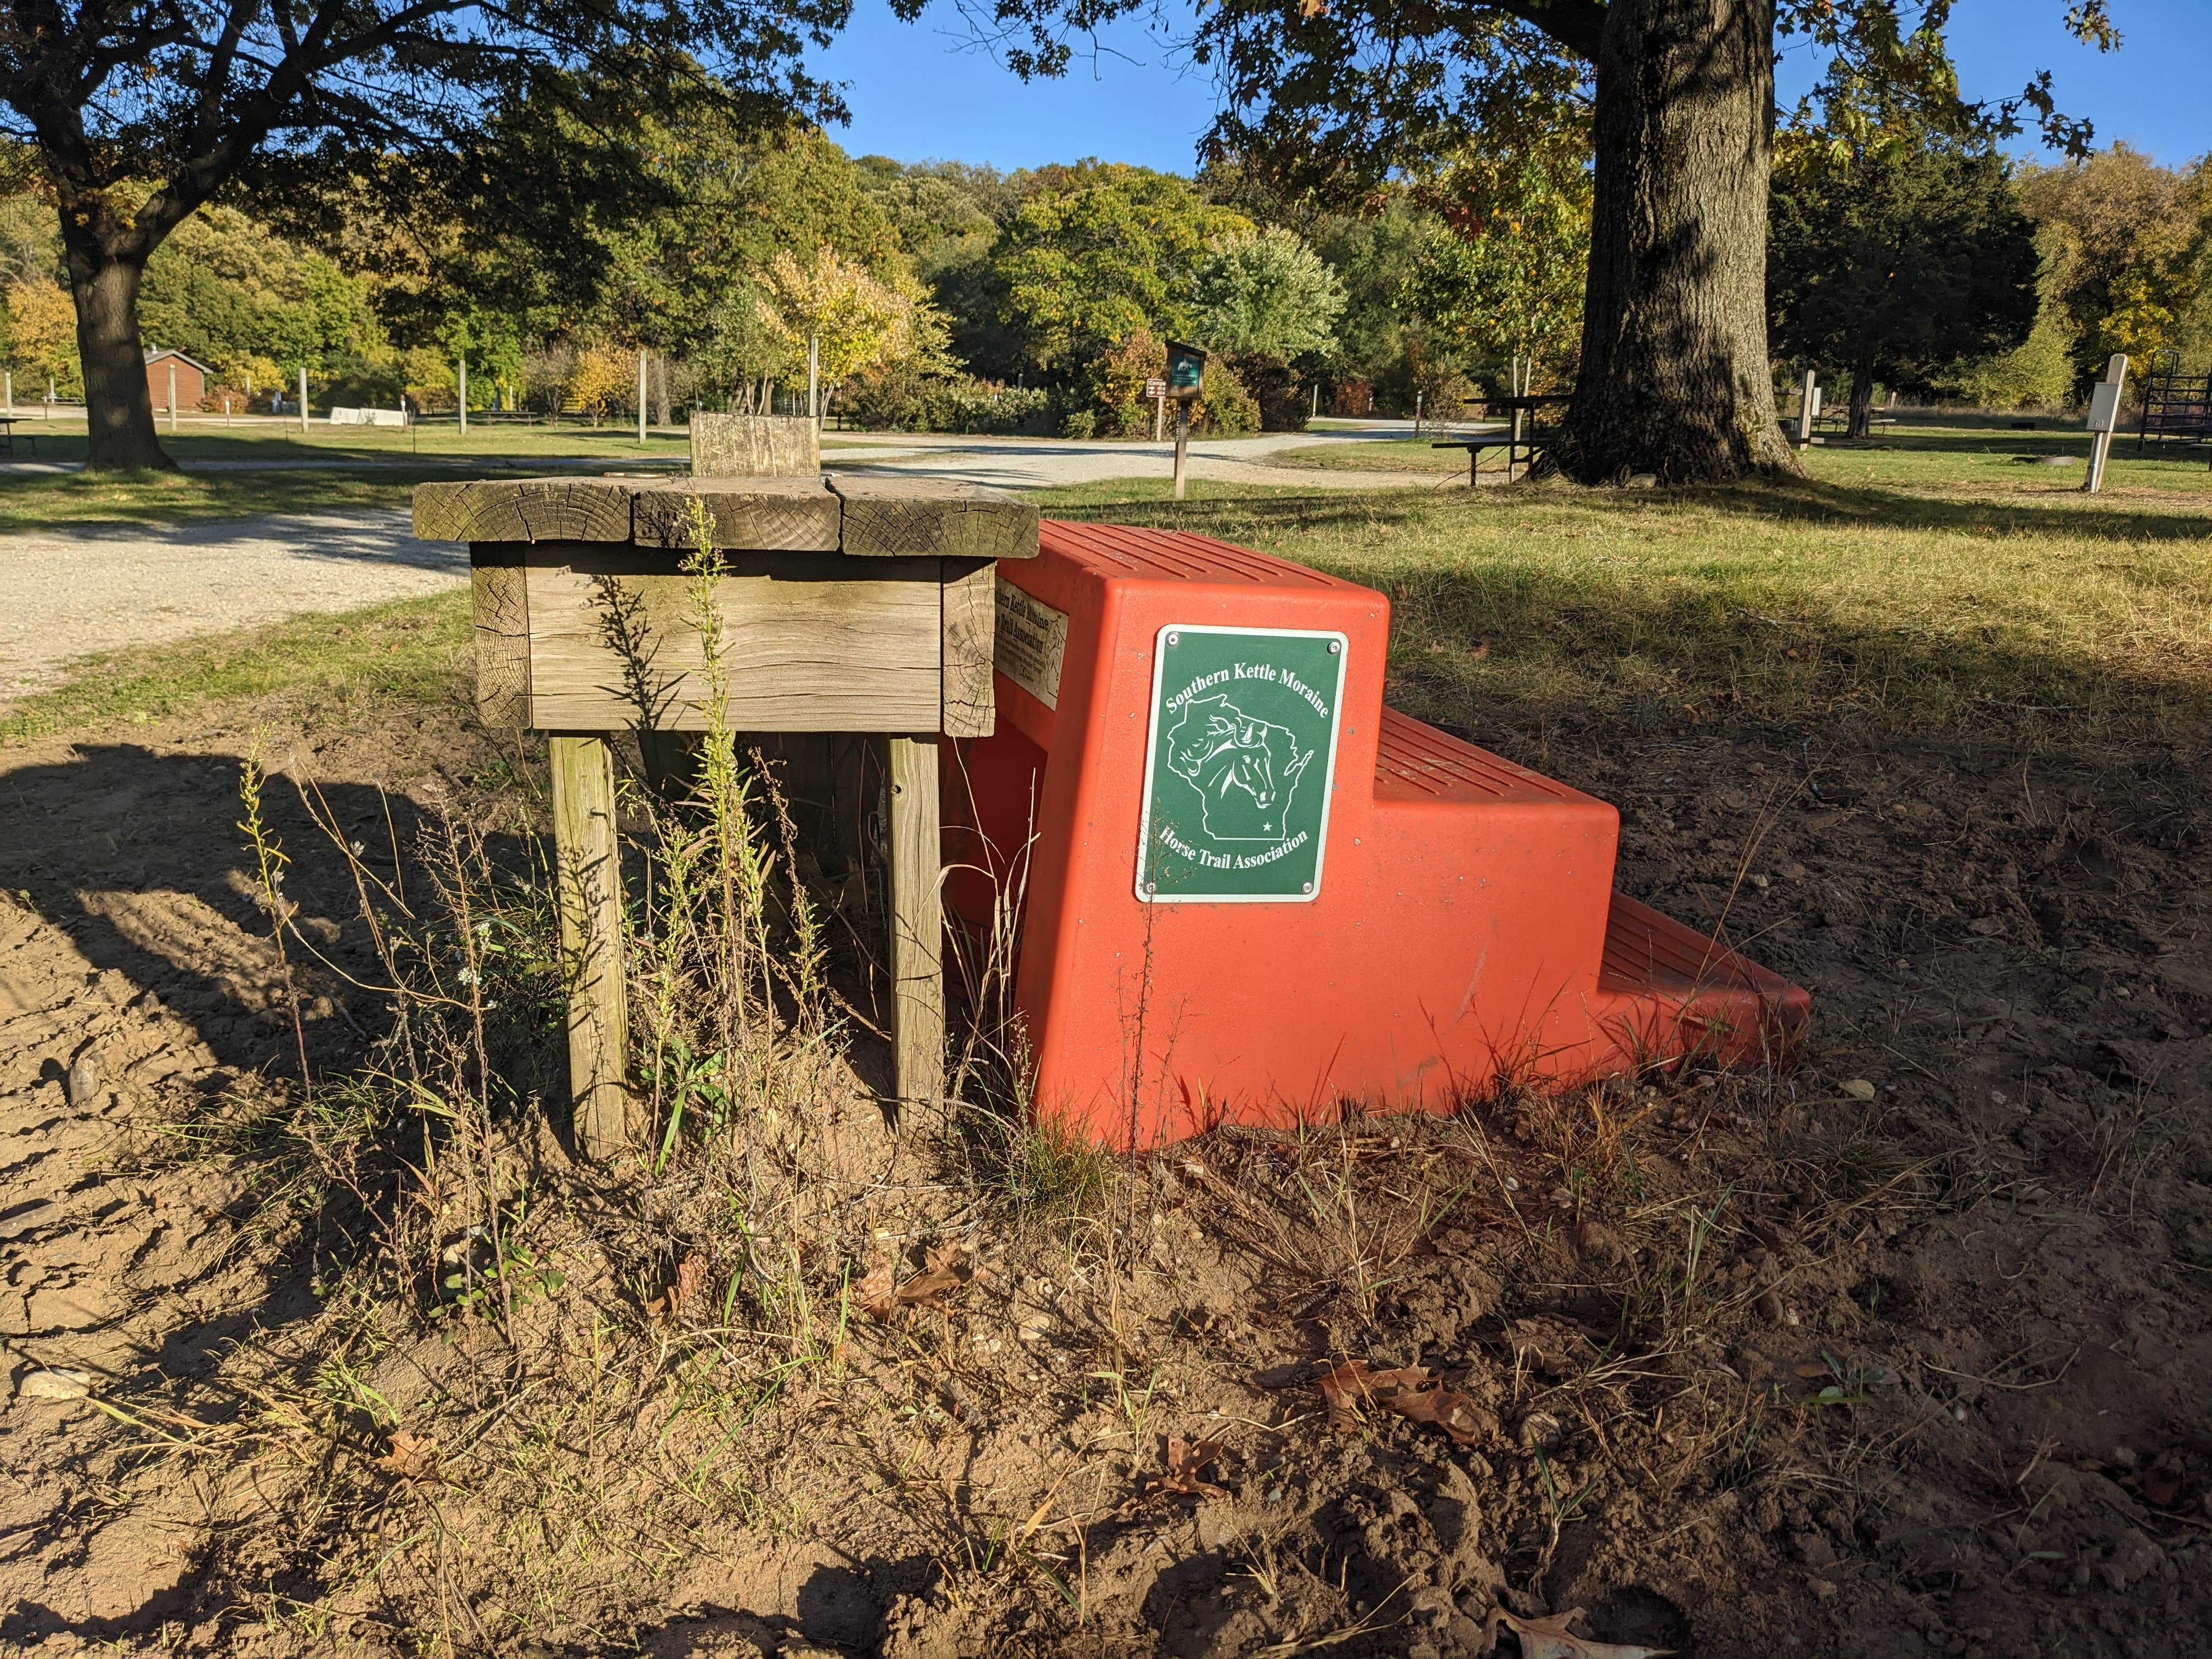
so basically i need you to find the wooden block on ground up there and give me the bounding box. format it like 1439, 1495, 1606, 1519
941, 557, 996, 738
632, 477, 840, 552
470, 554, 530, 725
521, 545, 944, 732
828, 473, 1040, 560
887, 734, 945, 1109
550, 735, 630, 1159
690, 414, 821, 478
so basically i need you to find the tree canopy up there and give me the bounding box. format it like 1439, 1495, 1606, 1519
1770, 140, 2040, 436
0, 0, 851, 466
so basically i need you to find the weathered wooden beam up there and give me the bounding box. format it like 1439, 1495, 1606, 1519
549, 735, 629, 1158
522, 547, 944, 733
631, 477, 840, 553
887, 735, 945, 1110
470, 549, 530, 726
940, 557, 996, 738
414, 478, 634, 543
828, 474, 1041, 561
689, 414, 820, 478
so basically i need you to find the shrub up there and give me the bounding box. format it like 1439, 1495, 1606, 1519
1059, 409, 1096, 439
1195, 360, 1259, 436
839, 365, 1053, 433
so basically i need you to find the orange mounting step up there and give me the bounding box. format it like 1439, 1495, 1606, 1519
946, 520, 1809, 1150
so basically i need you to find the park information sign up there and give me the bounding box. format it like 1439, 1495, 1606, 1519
1135, 625, 1347, 902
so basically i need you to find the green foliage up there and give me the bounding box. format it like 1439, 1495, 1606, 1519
991, 163, 1251, 371
2018, 145, 2212, 389
1402, 131, 1591, 390
1193, 225, 1344, 360
1770, 142, 2040, 428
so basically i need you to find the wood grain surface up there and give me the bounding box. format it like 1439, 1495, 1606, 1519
631, 477, 840, 552
829, 474, 1041, 560
689, 414, 821, 478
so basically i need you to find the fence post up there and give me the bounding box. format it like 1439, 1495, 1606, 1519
458, 355, 468, 437
298, 366, 308, 435
637, 348, 647, 445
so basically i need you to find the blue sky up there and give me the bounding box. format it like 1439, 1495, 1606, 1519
808, 0, 2212, 173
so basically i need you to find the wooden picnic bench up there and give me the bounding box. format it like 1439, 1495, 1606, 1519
0, 416, 38, 457
1435, 392, 1570, 483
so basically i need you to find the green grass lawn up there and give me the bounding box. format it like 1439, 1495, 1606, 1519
0, 418, 690, 532
6, 421, 2207, 759
1273, 438, 1488, 472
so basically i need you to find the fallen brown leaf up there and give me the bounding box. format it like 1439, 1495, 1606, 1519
376, 1430, 440, 1483
1316, 1361, 1499, 1447
1145, 1437, 1228, 1502
1482, 1605, 1672, 1659
853, 1248, 973, 1322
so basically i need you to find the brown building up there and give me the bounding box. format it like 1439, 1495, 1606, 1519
144, 348, 211, 413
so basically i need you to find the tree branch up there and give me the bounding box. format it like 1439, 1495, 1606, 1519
1486, 0, 1606, 61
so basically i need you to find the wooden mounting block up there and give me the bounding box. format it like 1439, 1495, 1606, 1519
414, 469, 1040, 1146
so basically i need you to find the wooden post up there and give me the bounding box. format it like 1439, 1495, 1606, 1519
550, 735, 630, 1157
887, 735, 944, 1110
1796, 370, 1817, 446
2084, 352, 2129, 494
167, 363, 177, 434
637, 348, 648, 445
458, 355, 468, 437
1172, 402, 1191, 500
298, 366, 308, 435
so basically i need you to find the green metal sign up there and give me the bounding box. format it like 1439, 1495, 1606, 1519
1135, 624, 1347, 902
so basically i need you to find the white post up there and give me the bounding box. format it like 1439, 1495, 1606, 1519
1796, 369, 1816, 445
1413, 388, 1423, 437
637, 348, 647, 444
5, 370, 12, 413
298, 365, 309, 435
1172, 399, 1191, 501
1311, 383, 1319, 422
224, 396, 232, 427
167, 363, 177, 433
1153, 390, 1164, 443
458, 355, 468, 436
2084, 352, 2129, 494
808, 335, 820, 427
46, 375, 53, 420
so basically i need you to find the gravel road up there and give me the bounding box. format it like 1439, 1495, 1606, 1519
0, 509, 464, 706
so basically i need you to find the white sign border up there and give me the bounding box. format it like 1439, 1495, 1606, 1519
1132, 622, 1348, 905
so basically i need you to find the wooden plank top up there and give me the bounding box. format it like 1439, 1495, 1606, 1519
413, 471, 1040, 560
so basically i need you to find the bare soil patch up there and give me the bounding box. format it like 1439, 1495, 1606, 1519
1, 619, 2207, 1658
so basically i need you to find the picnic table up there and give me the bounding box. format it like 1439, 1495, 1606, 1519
1432, 393, 1570, 484
0, 416, 38, 457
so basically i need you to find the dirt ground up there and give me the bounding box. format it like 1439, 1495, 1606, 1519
2, 623, 2208, 1657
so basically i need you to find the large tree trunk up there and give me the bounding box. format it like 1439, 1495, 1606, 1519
64, 242, 173, 472
1561, 0, 1799, 483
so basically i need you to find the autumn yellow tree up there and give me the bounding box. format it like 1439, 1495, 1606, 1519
567, 342, 639, 424
754, 246, 941, 397
7, 281, 83, 397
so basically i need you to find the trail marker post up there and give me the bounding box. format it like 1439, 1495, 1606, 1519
1146, 377, 1166, 442
458, 356, 468, 437
298, 366, 308, 435
167, 364, 177, 433
1796, 370, 1818, 446
637, 348, 648, 445
2084, 353, 2128, 494
1166, 340, 1206, 501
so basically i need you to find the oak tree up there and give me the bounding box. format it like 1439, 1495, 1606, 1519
934, 0, 2124, 482
0, 0, 847, 469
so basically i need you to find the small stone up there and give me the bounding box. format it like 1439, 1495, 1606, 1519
65, 1053, 99, 1108
1809, 1578, 1838, 1602
1627, 473, 1658, 489
18, 1367, 94, 1401
1839, 1078, 1877, 1101
1017, 1313, 1051, 1345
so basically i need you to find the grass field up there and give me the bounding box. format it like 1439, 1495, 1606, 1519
0, 418, 691, 531
11, 421, 2205, 757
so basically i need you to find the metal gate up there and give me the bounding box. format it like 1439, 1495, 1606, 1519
2136, 348, 2212, 451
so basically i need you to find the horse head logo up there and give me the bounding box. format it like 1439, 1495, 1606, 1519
1164, 695, 1310, 841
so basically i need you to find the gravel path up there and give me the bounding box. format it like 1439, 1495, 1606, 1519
0, 509, 464, 706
